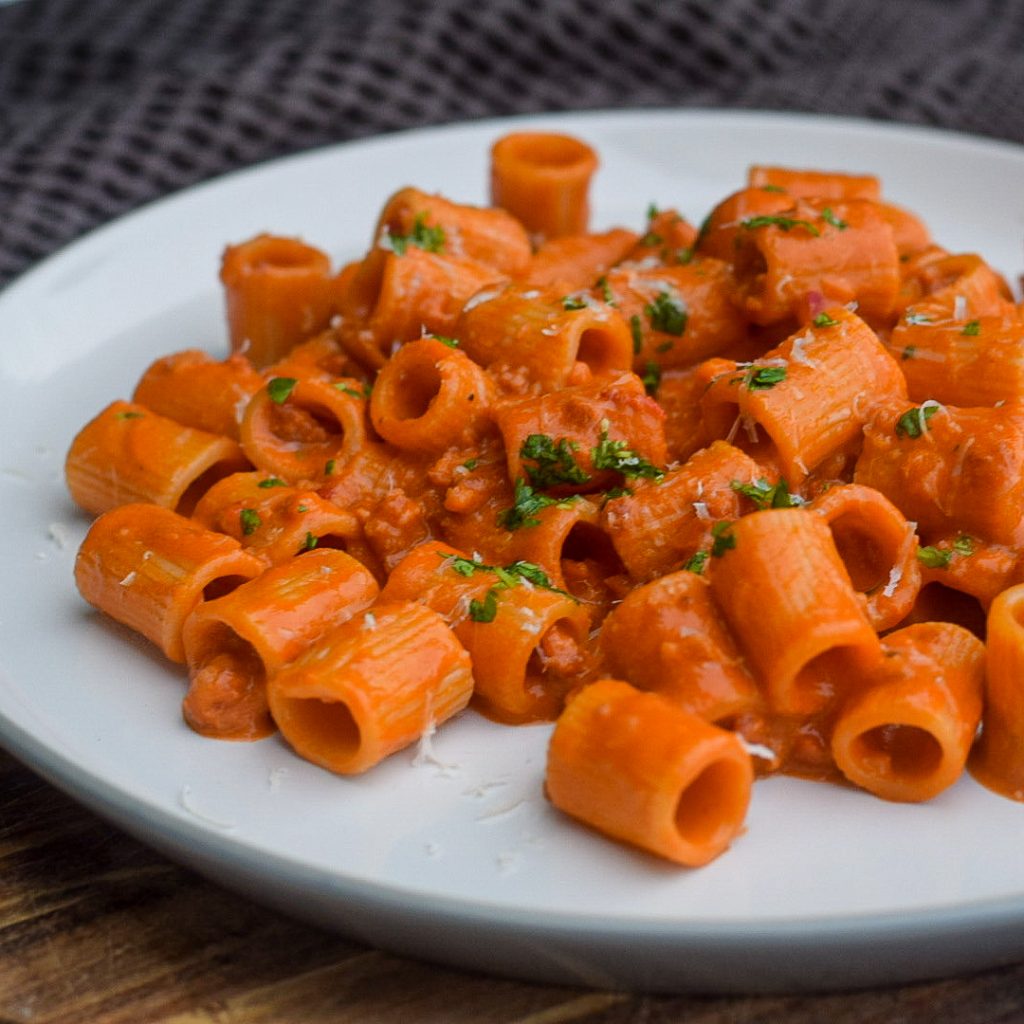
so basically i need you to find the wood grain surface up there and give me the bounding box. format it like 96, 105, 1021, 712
3, 748, 1024, 1024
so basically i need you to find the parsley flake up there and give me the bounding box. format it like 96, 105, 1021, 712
596, 276, 616, 305
239, 508, 262, 536
115, 410, 144, 420
760, 184, 786, 193
267, 377, 298, 404
591, 424, 664, 480
953, 535, 975, 556
497, 479, 562, 530
710, 521, 736, 557
629, 314, 644, 354
902, 346, 916, 361
433, 334, 459, 348
730, 477, 800, 509
462, 458, 478, 471
520, 434, 591, 489
641, 361, 662, 395
324, 460, 336, 476
895, 404, 940, 439
468, 588, 499, 623
812, 312, 840, 328
821, 207, 848, 230
644, 291, 688, 336
744, 365, 787, 390
917, 545, 952, 569
562, 294, 587, 311
257, 477, 287, 489
683, 551, 709, 574
741, 215, 820, 237
961, 320, 981, 336
303, 531, 319, 551
386, 213, 445, 255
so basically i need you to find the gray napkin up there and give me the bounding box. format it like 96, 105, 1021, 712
2, 0, 1023, 286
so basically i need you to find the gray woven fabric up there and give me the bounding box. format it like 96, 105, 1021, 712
2, 0, 1024, 287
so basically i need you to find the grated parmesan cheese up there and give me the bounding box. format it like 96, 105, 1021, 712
882, 565, 903, 598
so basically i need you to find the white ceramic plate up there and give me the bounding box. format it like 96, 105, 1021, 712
3, 109, 1024, 995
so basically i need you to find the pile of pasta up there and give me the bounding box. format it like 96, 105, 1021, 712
67, 131, 1024, 868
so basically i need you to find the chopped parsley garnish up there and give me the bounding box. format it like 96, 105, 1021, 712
433, 334, 459, 348
462, 458, 478, 471
953, 535, 975, 556
710, 521, 736, 557
258, 477, 288, 488
448, 555, 484, 577
640, 231, 663, 247
644, 290, 687, 336
902, 346, 916, 361
303, 531, 319, 551
386, 213, 445, 255
520, 434, 591, 489
335, 382, 372, 399
641, 361, 662, 395
562, 294, 587, 311
115, 410, 144, 420
239, 508, 262, 536
602, 485, 634, 504
821, 207, 848, 230
760, 184, 786, 193
961, 319, 981, 336
440, 554, 573, 622
324, 460, 336, 475
646, 202, 660, 221
591, 424, 664, 480
917, 546, 952, 569
596, 276, 616, 304
895, 404, 940, 439
676, 246, 695, 265
629, 314, 644, 354
730, 477, 801, 509
740, 215, 820, 237
497, 479, 565, 530
683, 551, 709, 574
744, 365, 787, 390
812, 312, 840, 328
468, 589, 498, 623
267, 377, 298, 404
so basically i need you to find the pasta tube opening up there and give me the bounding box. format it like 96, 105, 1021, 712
674, 757, 753, 849
273, 695, 362, 764
849, 724, 944, 781
575, 326, 630, 376
183, 625, 272, 740
240, 378, 365, 481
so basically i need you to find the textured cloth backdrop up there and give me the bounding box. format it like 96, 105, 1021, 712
2, 0, 1024, 287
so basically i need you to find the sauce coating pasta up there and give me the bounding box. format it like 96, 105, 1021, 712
67, 131, 1024, 867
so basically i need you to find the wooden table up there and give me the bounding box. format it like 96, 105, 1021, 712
2, 749, 1023, 1023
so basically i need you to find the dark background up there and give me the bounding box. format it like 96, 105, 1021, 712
3, 0, 1024, 288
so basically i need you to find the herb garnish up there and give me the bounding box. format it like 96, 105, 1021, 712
741, 215, 820, 236
520, 434, 591, 489
895, 404, 940, 439
239, 508, 262, 536
710, 521, 736, 557
386, 213, 445, 255
644, 291, 687, 336
592, 423, 664, 480
267, 377, 298, 404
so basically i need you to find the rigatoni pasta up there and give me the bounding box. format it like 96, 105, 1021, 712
65, 129, 1024, 871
